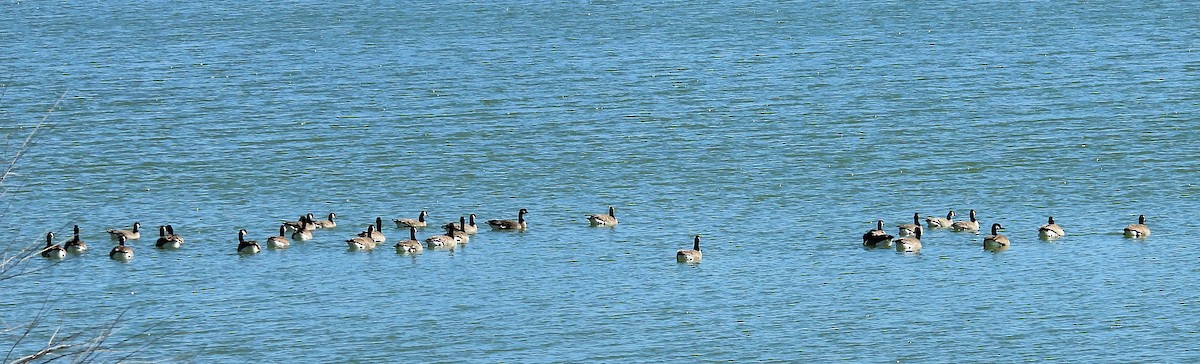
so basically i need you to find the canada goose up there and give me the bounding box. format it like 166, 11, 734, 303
313, 212, 337, 229
424, 225, 458, 248
893, 226, 922, 253
346, 227, 377, 251
898, 212, 921, 237
237, 229, 261, 254
155, 225, 182, 249
284, 214, 318, 232
925, 211, 955, 228
41, 232, 66, 259
109, 235, 134, 261
983, 223, 1009, 249
586, 206, 619, 226
291, 219, 314, 241
107, 222, 141, 240
487, 208, 528, 230
1123, 214, 1150, 239
393, 210, 428, 229
165, 225, 184, 245
64, 225, 87, 253
266, 224, 291, 250
950, 209, 979, 232
357, 217, 385, 243
863, 219, 895, 248
448, 216, 471, 243
676, 235, 703, 263
1038, 216, 1065, 240
394, 227, 423, 254
443, 214, 478, 235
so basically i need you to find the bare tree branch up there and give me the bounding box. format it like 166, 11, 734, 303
0, 244, 57, 283
5, 301, 50, 363
6, 344, 72, 364
0, 90, 64, 193
1, 92, 150, 363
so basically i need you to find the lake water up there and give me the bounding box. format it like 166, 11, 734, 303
2, 1, 1199, 362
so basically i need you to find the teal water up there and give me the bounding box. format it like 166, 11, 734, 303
2, 1, 1199, 362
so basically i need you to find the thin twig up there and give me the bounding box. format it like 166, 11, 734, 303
0, 243, 58, 283
5, 301, 50, 363
0, 90, 65, 196
7, 344, 72, 364
73, 309, 127, 364
113, 310, 173, 363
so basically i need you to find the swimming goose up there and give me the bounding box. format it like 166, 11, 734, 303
154, 225, 171, 248
950, 209, 980, 232
291, 219, 314, 241
443, 213, 478, 235
346, 226, 378, 251
357, 217, 385, 243
237, 229, 261, 254
1038, 216, 1065, 240
676, 235, 703, 263
107, 222, 141, 240
448, 216, 471, 243
983, 223, 1009, 249
586, 206, 619, 226
1123, 214, 1150, 239
424, 225, 458, 248
925, 211, 955, 228
266, 224, 291, 250
393, 210, 428, 229
41, 232, 66, 259
487, 208, 528, 230
313, 212, 337, 229
284, 214, 318, 232
394, 227, 423, 254
165, 225, 184, 245
109, 235, 134, 260
898, 212, 921, 237
155, 225, 183, 249
893, 226, 922, 253
64, 225, 87, 253
862, 219, 895, 248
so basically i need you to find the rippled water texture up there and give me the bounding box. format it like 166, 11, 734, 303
2, 1, 1198, 362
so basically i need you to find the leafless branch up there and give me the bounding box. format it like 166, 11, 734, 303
1, 92, 151, 363
0, 90, 64, 199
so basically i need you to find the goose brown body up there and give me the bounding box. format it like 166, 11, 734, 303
237, 229, 261, 254
394, 227, 423, 254
894, 226, 922, 253
155, 225, 183, 249
863, 219, 895, 247
983, 223, 1010, 248
314, 212, 337, 229
444, 214, 478, 235
64, 225, 87, 253
267, 225, 291, 249
586, 206, 618, 226
107, 222, 141, 240
357, 217, 386, 243
110, 235, 134, 260
1038, 216, 1065, 240
1123, 215, 1150, 239
393, 211, 428, 229
925, 211, 955, 228
488, 208, 528, 230
41, 232, 66, 259
950, 209, 979, 232
676, 235, 703, 263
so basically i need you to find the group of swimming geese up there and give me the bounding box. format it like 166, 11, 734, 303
35, 206, 708, 263
862, 210, 1152, 253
